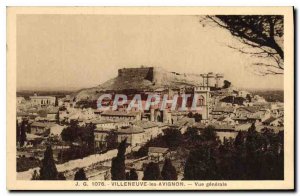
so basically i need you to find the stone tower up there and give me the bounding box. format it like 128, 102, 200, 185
193, 86, 210, 120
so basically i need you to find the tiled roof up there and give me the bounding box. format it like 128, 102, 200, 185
31, 122, 55, 128
148, 147, 169, 154
256, 125, 284, 133
30, 96, 55, 99
262, 117, 277, 124
117, 126, 144, 134
213, 106, 234, 113
134, 121, 158, 129
194, 123, 235, 131
101, 111, 139, 117
94, 128, 114, 132
235, 123, 252, 131
236, 106, 260, 113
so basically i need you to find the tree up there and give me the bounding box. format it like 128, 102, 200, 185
183, 144, 218, 180
19, 120, 27, 147
234, 131, 244, 148
105, 130, 118, 150
61, 120, 79, 143
163, 128, 183, 150
161, 158, 177, 180
111, 139, 127, 180
194, 113, 202, 122
74, 168, 88, 180
184, 127, 199, 141
204, 15, 284, 75
31, 170, 39, 180
126, 169, 138, 180
16, 120, 20, 145
143, 162, 161, 180
187, 112, 193, 118
39, 145, 59, 180
55, 97, 59, 106
57, 173, 66, 180
56, 111, 60, 124
246, 94, 252, 102
26, 123, 31, 133
223, 80, 231, 89
61, 121, 95, 149
81, 123, 96, 151
201, 125, 217, 141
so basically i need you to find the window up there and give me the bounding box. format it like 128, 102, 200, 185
197, 95, 205, 106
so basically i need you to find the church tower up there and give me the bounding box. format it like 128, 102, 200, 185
193, 86, 210, 120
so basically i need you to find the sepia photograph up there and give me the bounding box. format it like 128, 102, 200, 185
6, 7, 294, 190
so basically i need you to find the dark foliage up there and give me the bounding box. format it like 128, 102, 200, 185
39, 145, 59, 180
194, 113, 202, 122
223, 80, 231, 89
183, 123, 284, 180
56, 111, 60, 124
106, 131, 118, 150
163, 128, 183, 150
201, 125, 218, 142
19, 120, 28, 147
61, 121, 95, 151
31, 170, 39, 180
126, 169, 139, 180
143, 162, 161, 180
161, 158, 177, 180
249, 90, 284, 102
55, 96, 58, 106
111, 139, 127, 180
57, 145, 94, 164
187, 112, 202, 122
17, 156, 40, 172
57, 173, 66, 180
184, 144, 219, 180
187, 112, 193, 118
16, 120, 20, 145
76, 100, 98, 109
205, 15, 284, 75
74, 168, 88, 180
220, 96, 246, 105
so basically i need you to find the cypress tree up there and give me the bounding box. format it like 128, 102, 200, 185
161, 158, 177, 180
55, 96, 58, 106
19, 120, 27, 147
111, 139, 127, 180
16, 120, 20, 145
39, 145, 59, 180
74, 168, 88, 180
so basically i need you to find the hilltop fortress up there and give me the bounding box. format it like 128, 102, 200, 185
75, 66, 226, 101
117, 66, 224, 89
74, 66, 226, 120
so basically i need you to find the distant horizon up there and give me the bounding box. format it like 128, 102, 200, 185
17, 85, 284, 93
17, 66, 284, 92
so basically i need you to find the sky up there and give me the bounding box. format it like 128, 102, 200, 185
17, 15, 283, 91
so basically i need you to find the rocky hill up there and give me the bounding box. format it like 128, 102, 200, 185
73, 66, 223, 101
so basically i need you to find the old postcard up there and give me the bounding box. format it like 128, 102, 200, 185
7, 7, 294, 190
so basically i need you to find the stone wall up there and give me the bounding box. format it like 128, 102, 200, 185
118, 67, 154, 81
117, 66, 224, 88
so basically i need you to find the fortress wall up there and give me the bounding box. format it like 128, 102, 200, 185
118, 67, 154, 81
118, 67, 223, 87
